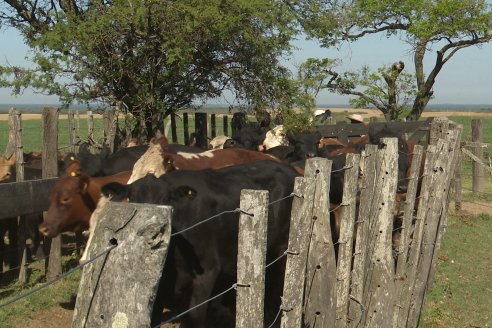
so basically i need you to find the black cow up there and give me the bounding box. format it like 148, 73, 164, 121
102, 160, 299, 327
266, 130, 321, 164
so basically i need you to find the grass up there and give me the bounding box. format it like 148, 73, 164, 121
419, 212, 492, 327
0, 254, 81, 328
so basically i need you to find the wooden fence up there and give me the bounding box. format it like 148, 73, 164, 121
72, 118, 462, 327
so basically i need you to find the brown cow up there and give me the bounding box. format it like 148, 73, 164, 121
0, 154, 16, 182
128, 141, 281, 183
39, 161, 131, 237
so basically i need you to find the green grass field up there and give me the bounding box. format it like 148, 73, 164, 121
0, 113, 491, 327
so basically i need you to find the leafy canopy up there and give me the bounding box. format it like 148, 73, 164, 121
0, 0, 298, 138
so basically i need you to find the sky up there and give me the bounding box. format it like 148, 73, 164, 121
1, 27, 492, 106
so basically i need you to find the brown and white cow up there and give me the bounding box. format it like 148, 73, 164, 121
128, 143, 280, 183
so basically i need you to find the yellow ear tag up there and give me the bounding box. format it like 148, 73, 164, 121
71, 171, 77, 177
70, 156, 75, 160
82, 183, 88, 194
188, 189, 193, 196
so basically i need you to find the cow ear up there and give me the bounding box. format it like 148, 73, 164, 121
174, 186, 197, 200
163, 155, 176, 173
78, 174, 90, 194
102, 182, 129, 201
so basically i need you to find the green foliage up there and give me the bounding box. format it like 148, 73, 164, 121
0, 0, 299, 138
296, 0, 492, 120
278, 108, 316, 134
345, 64, 417, 120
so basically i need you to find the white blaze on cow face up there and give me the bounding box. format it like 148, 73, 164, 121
259, 125, 289, 151
128, 143, 170, 184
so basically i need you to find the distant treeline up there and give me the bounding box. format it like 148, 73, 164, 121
0, 103, 491, 114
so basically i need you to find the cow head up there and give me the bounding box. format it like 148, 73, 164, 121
258, 125, 289, 152
0, 153, 16, 182
39, 172, 93, 237
287, 130, 321, 160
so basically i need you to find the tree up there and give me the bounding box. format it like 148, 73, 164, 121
293, 0, 492, 120
0, 0, 298, 140
328, 61, 417, 121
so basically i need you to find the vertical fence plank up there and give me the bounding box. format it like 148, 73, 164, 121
471, 119, 484, 194
68, 109, 76, 154
362, 138, 399, 327
396, 144, 437, 328
103, 109, 116, 152
171, 112, 178, 143
236, 189, 269, 328
349, 144, 378, 327
211, 114, 217, 138
72, 203, 172, 328
454, 149, 462, 211
392, 145, 424, 326
183, 113, 190, 146
303, 158, 337, 327
223, 115, 229, 136
10, 110, 27, 283
195, 113, 208, 149
42, 107, 61, 280
281, 176, 316, 328
427, 127, 462, 289
335, 154, 360, 328
407, 139, 451, 328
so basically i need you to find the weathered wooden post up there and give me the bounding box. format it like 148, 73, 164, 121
454, 149, 462, 211
303, 158, 337, 327
183, 112, 190, 146
211, 114, 217, 139
348, 144, 377, 328
68, 109, 77, 154
391, 145, 424, 327
407, 139, 452, 327
171, 112, 178, 143
87, 110, 95, 152
195, 112, 208, 149
236, 189, 269, 327
428, 126, 462, 289
9, 109, 27, 283
103, 109, 116, 152
43, 107, 61, 280
335, 154, 360, 328
223, 115, 229, 136
72, 202, 172, 328
361, 138, 398, 327
280, 176, 316, 328
396, 144, 437, 328
471, 119, 484, 194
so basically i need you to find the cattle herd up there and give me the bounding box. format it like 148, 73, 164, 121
0, 114, 421, 327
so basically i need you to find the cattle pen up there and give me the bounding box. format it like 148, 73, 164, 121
0, 107, 463, 327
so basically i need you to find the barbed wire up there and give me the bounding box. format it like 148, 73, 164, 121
0, 243, 116, 309
171, 192, 299, 237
